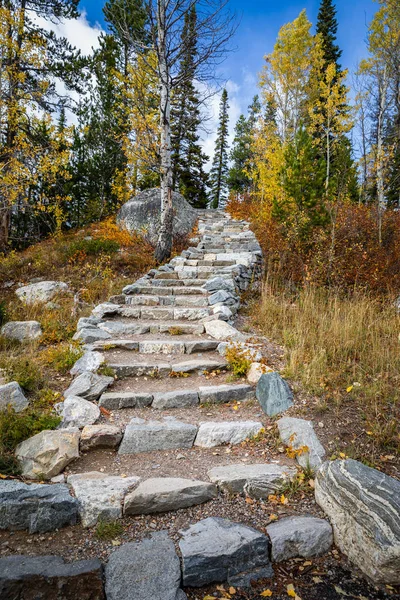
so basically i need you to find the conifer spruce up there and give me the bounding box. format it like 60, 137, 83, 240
316, 0, 342, 71
209, 89, 229, 209
171, 5, 208, 208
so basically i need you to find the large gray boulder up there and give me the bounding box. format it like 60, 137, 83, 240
0, 480, 78, 533
67, 471, 140, 527
267, 516, 333, 562
0, 381, 29, 412
117, 188, 197, 246
15, 281, 69, 304
105, 532, 186, 600
1, 320, 42, 342
315, 459, 400, 584
15, 428, 80, 480
124, 478, 217, 515
179, 517, 273, 588
0, 555, 104, 599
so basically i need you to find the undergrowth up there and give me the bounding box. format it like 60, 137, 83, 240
252, 282, 400, 453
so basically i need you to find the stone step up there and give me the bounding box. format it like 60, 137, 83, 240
93, 337, 219, 355
102, 306, 212, 321
124, 477, 217, 515
149, 278, 209, 287
118, 417, 263, 454
207, 463, 297, 497
124, 285, 208, 296
99, 383, 255, 410
106, 356, 228, 378
125, 295, 209, 307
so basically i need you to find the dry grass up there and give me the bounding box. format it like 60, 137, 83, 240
252, 282, 400, 453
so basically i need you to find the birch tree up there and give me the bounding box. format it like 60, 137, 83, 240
119, 0, 235, 262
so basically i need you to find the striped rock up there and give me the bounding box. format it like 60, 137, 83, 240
315, 459, 400, 584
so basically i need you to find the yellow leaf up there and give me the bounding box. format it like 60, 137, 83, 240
269, 513, 278, 521
339, 452, 346, 458
287, 584, 296, 597
280, 494, 288, 505
366, 431, 373, 435
203, 596, 215, 600
260, 590, 273, 597
233, 405, 239, 411
229, 588, 236, 595
346, 385, 353, 393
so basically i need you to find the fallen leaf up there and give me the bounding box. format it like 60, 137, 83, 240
280, 494, 288, 505
312, 577, 323, 584
260, 590, 273, 597
346, 385, 353, 393
269, 513, 279, 522
229, 588, 236, 595
287, 584, 296, 597
100, 406, 111, 416
203, 596, 215, 600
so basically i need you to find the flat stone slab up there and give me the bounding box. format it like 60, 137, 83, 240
70, 351, 104, 376
99, 391, 152, 410
204, 320, 246, 342
194, 421, 263, 448
105, 531, 185, 600
16, 428, 80, 480
208, 463, 297, 496
1, 320, 42, 342
80, 424, 122, 451
277, 417, 325, 470
68, 471, 140, 527
64, 372, 113, 401
256, 372, 293, 416
198, 384, 255, 404
315, 459, 400, 584
124, 477, 217, 515
0, 480, 78, 533
119, 418, 198, 454
179, 517, 273, 587
267, 516, 333, 562
0, 555, 104, 599
56, 396, 100, 429
74, 327, 112, 343
0, 381, 29, 412
152, 390, 199, 409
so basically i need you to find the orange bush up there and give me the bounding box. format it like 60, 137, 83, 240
227, 195, 400, 294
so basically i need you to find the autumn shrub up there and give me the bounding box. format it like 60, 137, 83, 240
227, 196, 400, 294
253, 283, 400, 452
64, 237, 120, 262
2, 356, 45, 393
225, 343, 253, 377
39, 343, 83, 374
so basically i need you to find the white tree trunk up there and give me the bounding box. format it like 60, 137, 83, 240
376, 65, 388, 245
155, 0, 174, 263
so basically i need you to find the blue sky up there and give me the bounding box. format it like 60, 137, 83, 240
76, 0, 376, 158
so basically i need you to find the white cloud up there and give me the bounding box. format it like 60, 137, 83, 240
34, 11, 103, 56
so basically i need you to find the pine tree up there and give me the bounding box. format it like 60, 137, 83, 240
275, 126, 328, 243
209, 89, 229, 209
171, 5, 208, 208
228, 96, 261, 196
316, 0, 342, 71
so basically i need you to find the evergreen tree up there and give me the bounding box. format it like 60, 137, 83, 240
228, 95, 261, 196
209, 89, 230, 209
274, 126, 328, 242
316, 0, 342, 71
171, 5, 209, 208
